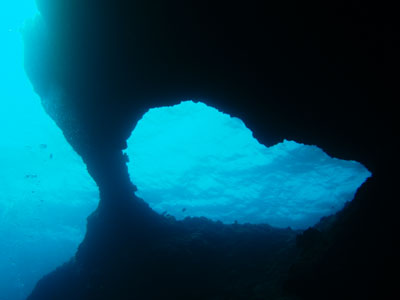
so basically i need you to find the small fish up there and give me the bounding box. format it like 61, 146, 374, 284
182, 208, 186, 212
39, 144, 47, 149
25, 174, 38, 179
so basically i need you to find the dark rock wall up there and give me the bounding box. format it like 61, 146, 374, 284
24, 1, 398, 299
27, 1, 397, 172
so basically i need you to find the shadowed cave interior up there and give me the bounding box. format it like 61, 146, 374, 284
1, 0, 398, 299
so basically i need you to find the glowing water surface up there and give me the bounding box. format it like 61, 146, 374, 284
0, 3, 98, 300
126, 101, 371, 229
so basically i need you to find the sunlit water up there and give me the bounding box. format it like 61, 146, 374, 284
0, 2, 98, 300
126, 101, 371, 229
0, 2, 371, 300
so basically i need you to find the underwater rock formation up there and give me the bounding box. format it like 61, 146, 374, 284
29, 210, 300, 299
23, 0, 397, 299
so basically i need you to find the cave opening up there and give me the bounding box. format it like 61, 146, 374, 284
0, 1, 374, 299
125, 100, 371, 229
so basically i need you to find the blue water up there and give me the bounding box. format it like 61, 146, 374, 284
126, 101, 371, 228
0, 2, 370, 300
0, 3, 98, 300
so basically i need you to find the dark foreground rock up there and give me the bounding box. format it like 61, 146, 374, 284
27, 175, 397, 300
27, 196, 300, 300
24, 1, 397, 299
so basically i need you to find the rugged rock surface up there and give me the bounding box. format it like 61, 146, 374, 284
28, 202, 300, 299
24, 1, 397, 299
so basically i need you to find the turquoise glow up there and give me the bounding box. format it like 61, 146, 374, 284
0, 2, 371, 299
126, 101, 371, 229
0, 2, 98, 300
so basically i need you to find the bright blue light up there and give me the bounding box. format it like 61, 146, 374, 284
0, 3, 98, 300
0, 2, 372, 299
126, 101, 371, 229
0, 1, 38, 31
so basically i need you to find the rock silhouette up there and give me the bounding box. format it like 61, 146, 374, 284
23, 1, 397, 299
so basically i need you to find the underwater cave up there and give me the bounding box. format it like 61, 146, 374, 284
0, 37, 370, 298
0, 1, 396, 300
